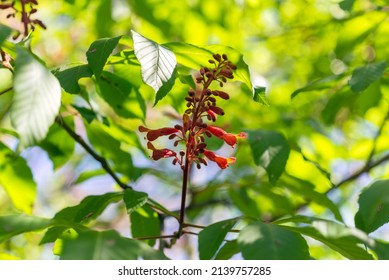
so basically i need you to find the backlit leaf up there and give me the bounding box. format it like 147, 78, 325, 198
11, 47, 61, 148
0, 143, 36, 214
0, 215, 52, 243
132, 30, 177, 93
0, 68, 13, 120
355, 180, 389, 234
238, 221, 310, 260
163, 42, 213, 69
130, 205, 160, 246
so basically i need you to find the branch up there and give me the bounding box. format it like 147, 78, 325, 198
55, 116, 131, 190
131, 234, 177, 241
56, 115, 179, 223
271, 114, 389, 222
334, 152, 389, 189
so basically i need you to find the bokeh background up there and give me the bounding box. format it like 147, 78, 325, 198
1, 0, 389, 259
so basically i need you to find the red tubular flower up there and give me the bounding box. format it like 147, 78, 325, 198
147, 142, 177, 160
207, 126, 247, 147
203, 150, 236, 169
139, 126, 179, 141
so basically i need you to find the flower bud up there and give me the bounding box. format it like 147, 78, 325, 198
213, 54, 221, 62
209, 106, 224, 116
214, 90, 229, 100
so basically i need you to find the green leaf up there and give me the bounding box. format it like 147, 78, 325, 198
0, 214, 52, 243
130, 205, 160, 246
39, 117, 75, 169
355, 179, 389, 234
373, 240, 389, 260
291, 74, 345, 99
123, 188, 148, 215
131, 30, 177, 93
228, 186, 261, 219
56, 64, 93, 94
0, 68, 13, 120
335, 13, 385, 59
349, 61, 387, 93
86, 36, 121, 80
214, 240, 240, 260
198, 218, 237, 260
178, 74, 197, 89
86, 122, 141, 180
0, 143, 37, 214
253, 86, 269, 106
246, 130, 290, 184
281, 174, 343, 222
42, 194, 117, 243
72, 105, 97, 123
321, 89, 353, 125
54, 192, 123, 224
0, 24, 12, 46
11, 47, 61, 148
73, 169, 106, 185
97, 71, 145, 120
154, 68, 177, 106
95, 0, 114, 38
339, 0, 355, 12
40, 192, 123, 244
207, 45, 253, 95
238, 221, 310, 260
163, 42, 213, 69
60, 230, 167, 260
276, 216, 374, 260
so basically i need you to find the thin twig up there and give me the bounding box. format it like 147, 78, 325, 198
56, 115, 182, 237
55, 116, 131, 190
0, 87, 12, 96
132, 234, 177, 241
178, 156, 190, 236
366, 112, 389, 165
270, 116, 389, 222
183, 222, 241, 233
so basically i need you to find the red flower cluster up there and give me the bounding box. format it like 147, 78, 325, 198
139, 54, 246, 169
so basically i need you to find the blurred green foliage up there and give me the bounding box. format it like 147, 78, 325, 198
1, 0, 389, 260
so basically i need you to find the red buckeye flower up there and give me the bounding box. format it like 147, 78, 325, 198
147, 142, 177, 160
203, 150, 236, 169
139, 126, 179, 141
207, 126, 247, 147
139, 54, 243, 170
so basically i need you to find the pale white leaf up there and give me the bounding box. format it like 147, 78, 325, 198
11, 48, 61, 148
131, 30, 176, 93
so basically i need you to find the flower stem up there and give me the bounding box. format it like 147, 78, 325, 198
178, 155, 190, 237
